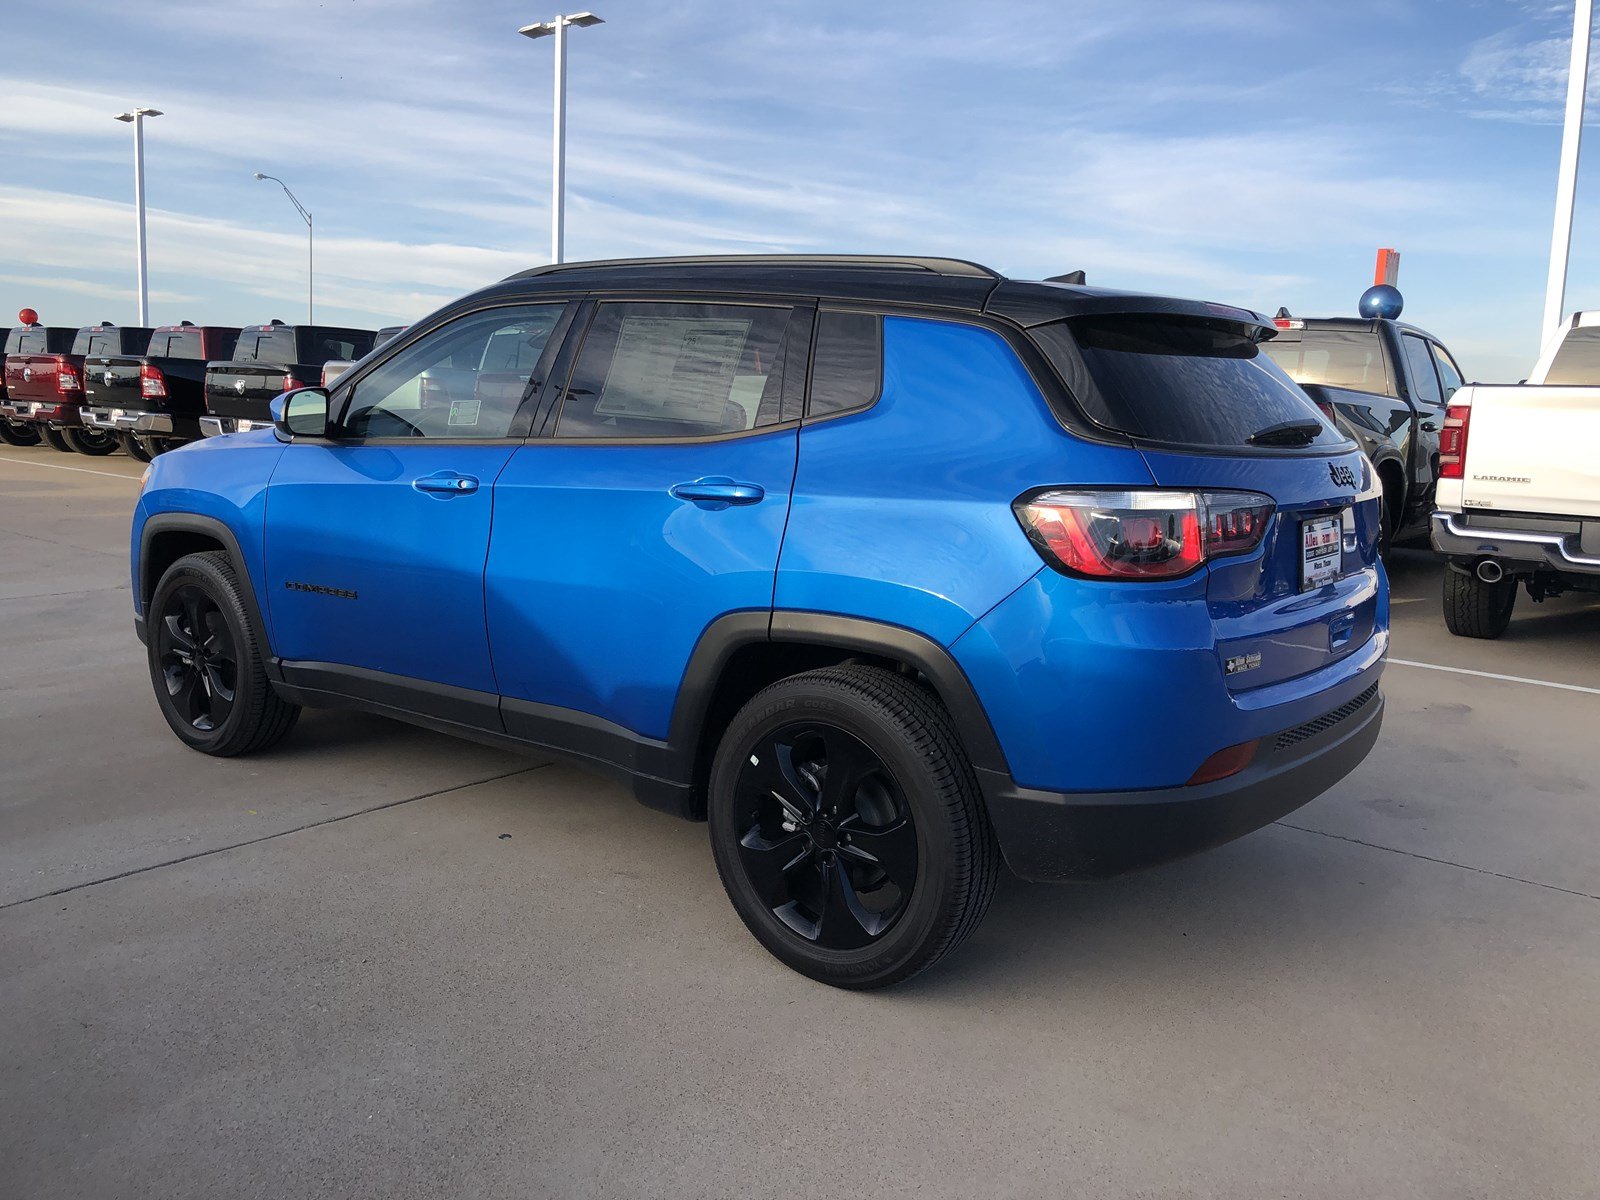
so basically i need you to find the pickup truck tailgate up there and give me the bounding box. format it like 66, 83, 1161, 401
1461, 385, 1600, 519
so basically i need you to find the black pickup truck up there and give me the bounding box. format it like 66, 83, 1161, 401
81, 323, 241, 460
201, 321, 375, 436
1261, 312, 1464, 547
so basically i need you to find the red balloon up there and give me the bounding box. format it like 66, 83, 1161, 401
18, 308, 38, 325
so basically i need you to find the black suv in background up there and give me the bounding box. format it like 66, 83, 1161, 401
1262, 313, 1464, 546
201, 321, 375, 436
82, 323, 241, 460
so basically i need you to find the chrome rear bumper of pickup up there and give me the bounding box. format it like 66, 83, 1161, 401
1431, 512, 1600, 574
82, 408, 175, 435
199, 416, 269, 437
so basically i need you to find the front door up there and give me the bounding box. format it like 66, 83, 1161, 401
486, 299, 811, 745
264, 302, 570, 707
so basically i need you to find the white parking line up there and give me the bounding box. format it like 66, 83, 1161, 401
0, 455, 141, 482
1390, 657, 1600, 696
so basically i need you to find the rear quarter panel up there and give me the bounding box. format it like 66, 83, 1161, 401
775, 314, 1154, 645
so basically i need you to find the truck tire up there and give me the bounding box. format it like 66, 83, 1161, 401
40, 426, 73, 453
119, 433, 153, 463
708, 665, 1000, 989
0, 419, 42, 447
64, 427, 120, 456
146, 550, 301, 756
1442, 567, 1516, 639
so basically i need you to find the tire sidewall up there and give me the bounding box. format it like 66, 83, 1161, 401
708, 679, 962, 985
146, 556, 256, 752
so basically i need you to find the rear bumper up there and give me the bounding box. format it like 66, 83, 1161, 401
1431, 511, 1600, 577
199, 416, 271, 438
82, 408, 180, 437
979, 685, 1384, 882
0, 399, 80, 425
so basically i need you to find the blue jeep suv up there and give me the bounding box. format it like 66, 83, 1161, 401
131, 255, 1387, 988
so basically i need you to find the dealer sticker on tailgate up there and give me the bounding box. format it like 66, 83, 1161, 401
1301, 515, 1342, 591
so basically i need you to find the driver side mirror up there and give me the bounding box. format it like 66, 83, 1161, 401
271, 387, 331, 440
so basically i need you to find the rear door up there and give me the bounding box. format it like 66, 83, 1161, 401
263, 303, 570, 705
486, 297, 808, 744
1036, 312, 1383, 694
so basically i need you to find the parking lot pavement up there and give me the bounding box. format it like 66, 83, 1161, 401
3, 444, 1597, 1199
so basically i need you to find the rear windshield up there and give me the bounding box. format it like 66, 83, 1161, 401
231, 328, 300, 365
299, 328, 375, 364
150, 329, 209, 360
4, 329, 25, 356
73, 329, 139, 357
15, 329, 75, 355
1034, 315, 1347, 450
1259, 328, 1395, 397
1544, 326, 1600, 385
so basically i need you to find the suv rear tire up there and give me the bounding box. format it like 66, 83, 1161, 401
147, 551, 301, 755
708, 665, 999, 989
1442, 566, 1516, 639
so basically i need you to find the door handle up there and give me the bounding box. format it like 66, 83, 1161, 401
670, 478, 765, 509
1419, 420, 1438, 433
413, 472, 480, 496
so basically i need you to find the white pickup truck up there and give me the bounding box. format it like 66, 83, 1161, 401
1431, 313, 1600, 637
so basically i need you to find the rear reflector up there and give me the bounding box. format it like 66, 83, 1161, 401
1015, 489, 1275, 581
1439, 404, 1470, 479
140, 363, 168, 399
1187, 739, 1259, 786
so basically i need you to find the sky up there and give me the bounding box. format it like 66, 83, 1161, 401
2, 0, 1599, 382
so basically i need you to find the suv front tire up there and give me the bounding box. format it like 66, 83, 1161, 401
708, 665, 1000, 989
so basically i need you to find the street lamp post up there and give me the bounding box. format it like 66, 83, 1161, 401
518, 12, 604, 264
254, 173, 314, 324
113, 107, 163, 326
1544, 0, 1593, 341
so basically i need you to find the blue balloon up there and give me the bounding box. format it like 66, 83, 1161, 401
1359, 284, 1404, 320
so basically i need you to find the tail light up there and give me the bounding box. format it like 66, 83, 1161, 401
55, 356, 81, 394
1015, 489, 1275, 581
1439, 404, 1471, 479
140, 363, 168, 399
282, 374, 305, 392
1314, 399, 1337, 424
419, 375, 447, 407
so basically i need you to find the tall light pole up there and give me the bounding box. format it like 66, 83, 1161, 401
114, 107, 162, 326
1544, 0, 1593, 341
518, 12, 604, 264
254, 173, 314, 324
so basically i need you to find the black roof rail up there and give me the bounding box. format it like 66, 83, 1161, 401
504, 254, 1002, 282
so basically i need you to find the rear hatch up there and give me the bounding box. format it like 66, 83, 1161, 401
1031, 311, 1383, 694
1457, 386, 1600, 520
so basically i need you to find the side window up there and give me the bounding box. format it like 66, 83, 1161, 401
556, 302, 792, 439
340, 304, 564, 440
1430, 344, 1464, 399
808, 310, 882, 417
1402, 335, 1443, 405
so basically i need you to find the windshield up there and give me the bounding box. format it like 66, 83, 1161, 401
1033, 315, 1348, 451
1259, 328, 1396, 397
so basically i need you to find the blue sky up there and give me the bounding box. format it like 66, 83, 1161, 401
1, 0, 1597, 381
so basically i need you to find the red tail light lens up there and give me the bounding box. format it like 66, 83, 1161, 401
140, 363, 168, 399
1439, 404, 1470, 479
282, 375, 305, 392
1015, 490, 1275, 581
55, 356, 81, 394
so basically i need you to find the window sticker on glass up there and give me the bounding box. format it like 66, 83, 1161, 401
595, 316, 751, 423
448, 398, 482, 426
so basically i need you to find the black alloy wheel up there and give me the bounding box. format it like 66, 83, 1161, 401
734, 722, 919, 950
156, 583, 239, 733
709, 665, 999, 989
146, 551, 300, 755
64, 426, 119, 456
0, 419, 42, 447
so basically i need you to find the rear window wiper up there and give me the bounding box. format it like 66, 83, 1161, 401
1247, 419, 1322, 447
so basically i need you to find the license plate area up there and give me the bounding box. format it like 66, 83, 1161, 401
1300, 514, 1342, 591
